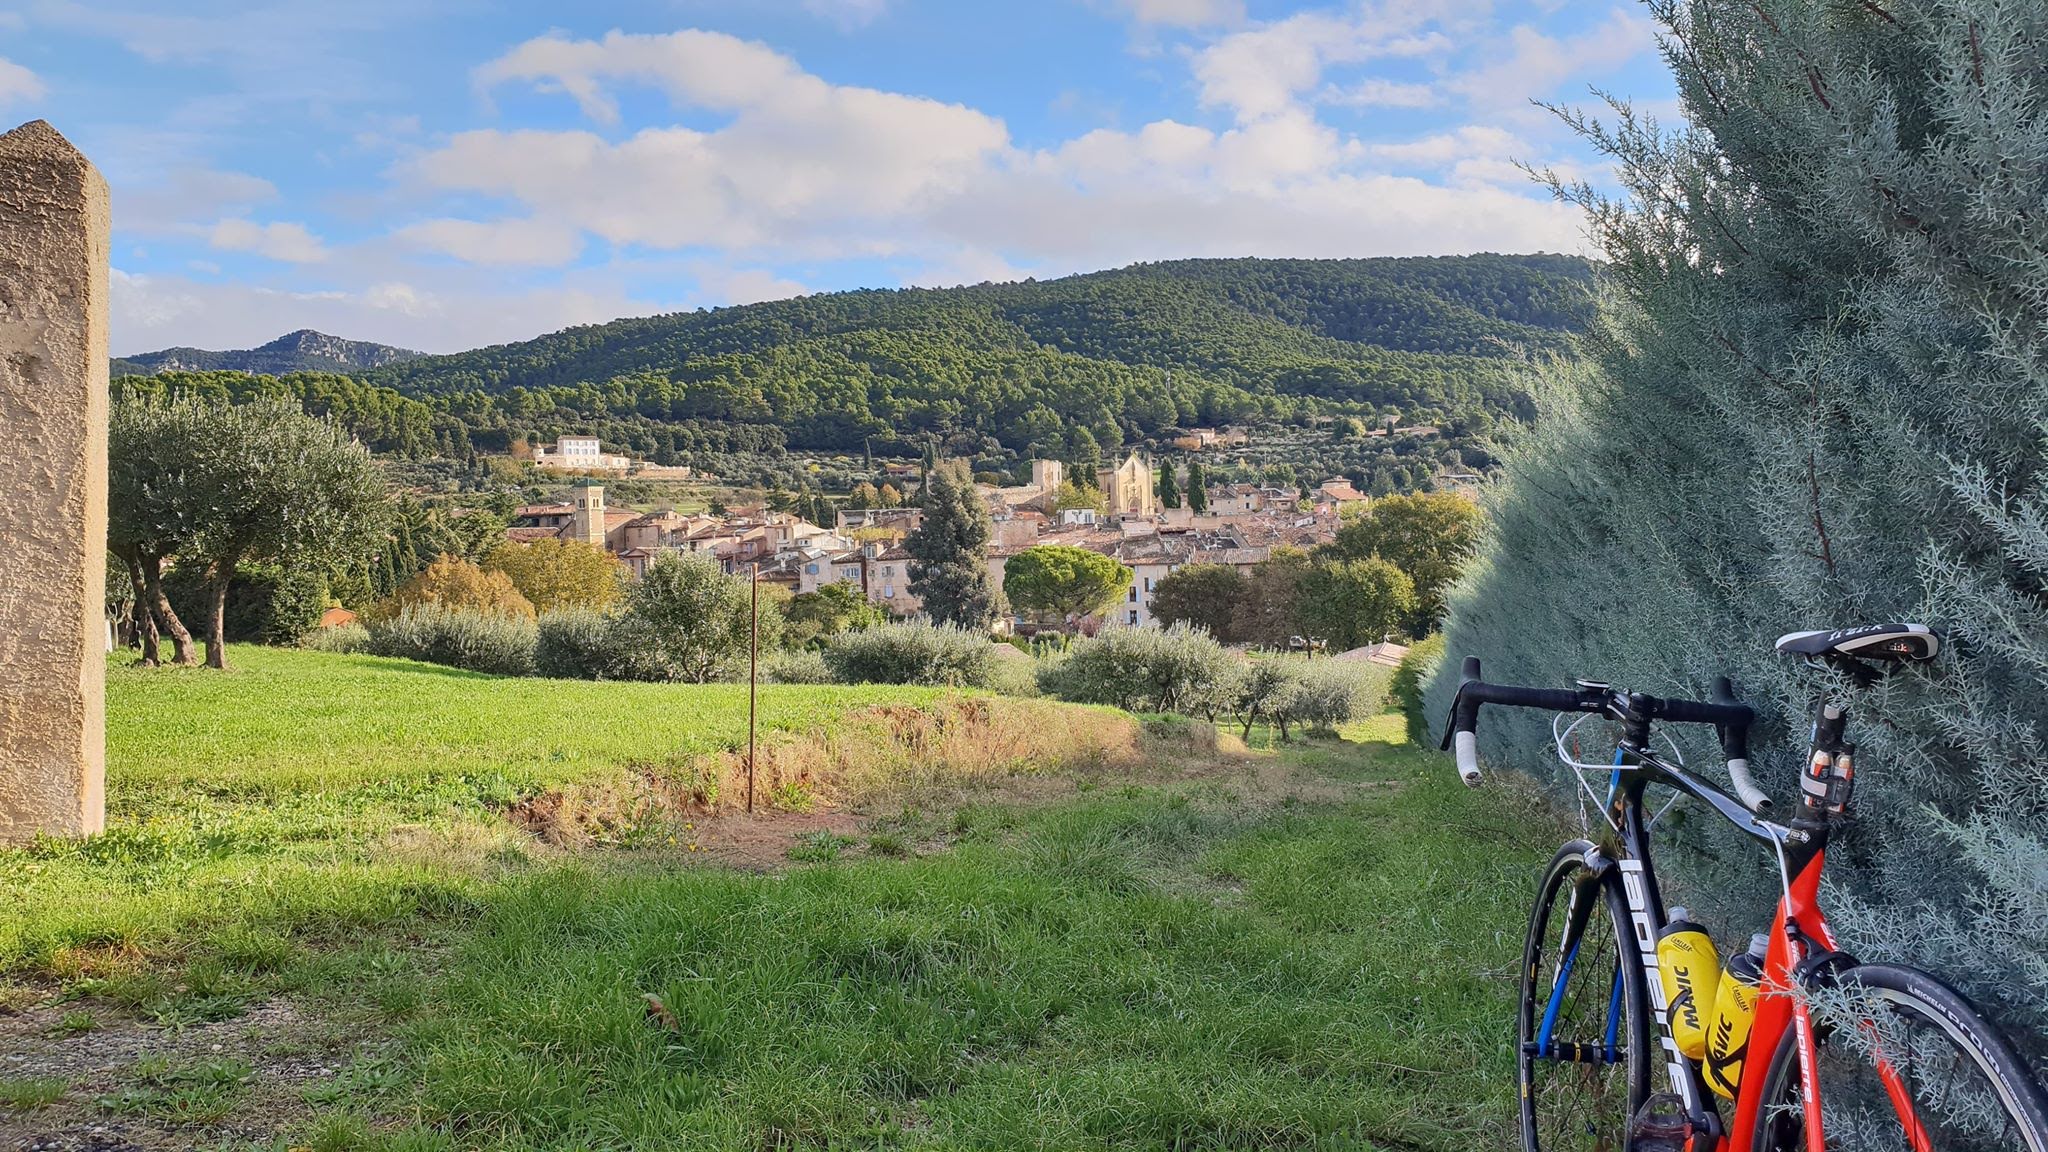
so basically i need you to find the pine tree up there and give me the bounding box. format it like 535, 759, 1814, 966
1431, 0, 2048, 1054
906, 462, 1002, 629
1157, 463, 1181, 509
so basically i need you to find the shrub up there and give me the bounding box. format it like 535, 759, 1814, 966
825, 622, 994, 688
609, 552, 776, 683
534, 608, 618, 680
1391, 633, 1444, 745
985, 644, 1041, 697
301, 622, 369, 655
1038, 623, 1241, 716
366, 605, 537, 676
164, 564, 328, 646
765, 649, 833, 685
369, 555, 534, 623
1271, 661, 1383, 738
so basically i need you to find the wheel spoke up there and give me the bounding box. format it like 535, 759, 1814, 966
1764, 975, 2047, 1152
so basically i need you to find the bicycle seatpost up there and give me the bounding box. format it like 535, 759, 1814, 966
1800, 697, 1855, 816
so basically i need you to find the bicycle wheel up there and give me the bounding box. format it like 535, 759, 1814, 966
1752, 963, 2048, 1152
1519, 841, 1651, 1152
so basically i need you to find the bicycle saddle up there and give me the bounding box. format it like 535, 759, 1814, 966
1775, 622, 1939, 662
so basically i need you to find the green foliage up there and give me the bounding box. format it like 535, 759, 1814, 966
163, 564, 329, 647
1185, 459, 1209, 514
109, 394, 389, 669
0, 1077, 66, 1110
906, 464, 1001, 630
765, 649, 835, 685
1269, 660, 1388, 738
1003, 545, 1134, 624
1148, 563, 1248, 642
1391, 633, 1444, 747
1229, 656, 1389, 741
1298, 557, 1416, 650
1051, 478, 1106, 513
783, 581, 887, 648
1429, 0, 2048, 1056
611, 552, 777, 683
1231, 547, 1313, 649
302, 622, 371, 655
533, 607, 619, 680
1157, 463, 1181, 509
1037, 624, 1240, 716
1321, 491, 1479, 634
98, 1056, 251, 1123
352, 255, 1592, 457
824, 622, 996, 688
366, 605, 539, 677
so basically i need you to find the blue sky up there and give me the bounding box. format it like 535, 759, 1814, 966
0, 0, 1675, 355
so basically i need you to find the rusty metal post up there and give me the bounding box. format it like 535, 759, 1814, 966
747, 562, 759, 814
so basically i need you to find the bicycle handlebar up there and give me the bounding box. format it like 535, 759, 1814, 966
1441, 657, 1763, 810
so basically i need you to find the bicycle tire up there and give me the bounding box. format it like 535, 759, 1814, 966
1751, 962, 2048, 1152
1519, 840, 1651, 1152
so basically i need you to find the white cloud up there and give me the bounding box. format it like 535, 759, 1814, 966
0, 56, 46, 107
1368, 124, 1524, 168
208, 218, 329, 263
433, 30, 1009, 259
695, 265, 811, 306
117, 168, 277, 235
397, 217, 584, 267
108, 10, 1636, 354
1111, 0, 1245, 28
1324, 77, 1437, 109
1192, 7, 1458, 123
1448, 8, 1657, 110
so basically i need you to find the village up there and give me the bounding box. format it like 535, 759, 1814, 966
508, 438, 1373, 635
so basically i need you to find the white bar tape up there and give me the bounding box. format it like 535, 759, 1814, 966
1728, 757, 1772, 812
1454, 730, 1481, 786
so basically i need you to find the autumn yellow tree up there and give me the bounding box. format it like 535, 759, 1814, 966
484, 538, 626, 613
368, 554, 534, 621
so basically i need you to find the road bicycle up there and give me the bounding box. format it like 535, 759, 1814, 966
1441, 623, 2048, 1151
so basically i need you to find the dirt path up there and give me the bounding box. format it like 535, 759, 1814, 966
2, 999, 371, 1152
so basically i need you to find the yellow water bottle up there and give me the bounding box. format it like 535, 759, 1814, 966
1704, 932, 1769, 1099
1655, 908, 1721, 1061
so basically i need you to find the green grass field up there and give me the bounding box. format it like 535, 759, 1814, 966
0, 648, 1563, 1151
6, 648, 948, 972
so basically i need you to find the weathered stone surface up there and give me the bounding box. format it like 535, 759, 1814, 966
0, 120, 110, 843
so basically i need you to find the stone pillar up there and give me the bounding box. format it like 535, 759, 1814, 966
0, 120, 110, 844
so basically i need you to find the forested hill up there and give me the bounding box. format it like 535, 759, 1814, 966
114, 329, 424, 377
362, 254, 1594, 454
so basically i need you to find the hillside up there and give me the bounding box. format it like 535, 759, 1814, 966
110, 256, 1595, 490
113, 329, 424, 377
364, 254, 1594, 454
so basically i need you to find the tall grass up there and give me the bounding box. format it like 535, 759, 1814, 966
399, 743, 1559, 1149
